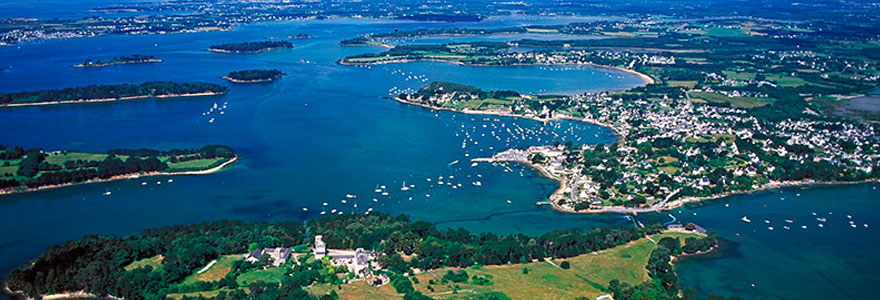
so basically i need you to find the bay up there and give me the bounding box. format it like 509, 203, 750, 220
0, 16, 878, 300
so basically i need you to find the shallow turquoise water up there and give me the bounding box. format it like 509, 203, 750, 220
0, 16, 878, 300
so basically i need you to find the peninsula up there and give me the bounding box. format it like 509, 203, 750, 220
222, 69, 285, 83
343, 18, 880, 214
3, 213, 720, 300
207, 41, 293, 54
72, 54, 161, 68
0, 81, 228, 107
0, 144, 237, 195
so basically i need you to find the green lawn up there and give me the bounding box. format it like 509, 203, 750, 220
236, 265, 290, 286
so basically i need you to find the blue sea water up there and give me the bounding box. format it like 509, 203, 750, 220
0, 15, 878, 300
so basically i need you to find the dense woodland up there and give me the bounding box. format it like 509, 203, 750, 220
0, 82, 227, 105
208, 41, 293, 53
4, 213, 718, 300
0, 145, 235, 190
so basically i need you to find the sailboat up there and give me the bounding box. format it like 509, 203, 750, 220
401, 181, 410, 191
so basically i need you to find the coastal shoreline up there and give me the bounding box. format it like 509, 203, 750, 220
0, 156, 237, 196
72, 58, 163, 68
391, 96, 877, 216
2, 282, 121, 300
221, 76, 279, 83
0, 91, 226, 108
207, 47, 289, 54
338, 58, 656, 85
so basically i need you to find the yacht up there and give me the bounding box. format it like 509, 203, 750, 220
741, 216, 751, 223
401, 181, 409, 191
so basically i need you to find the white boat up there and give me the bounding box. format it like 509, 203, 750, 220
142, 182, 147, 186
783, 226, 790, 230
346, 194, 356, 198
741, 216, 751, 223
373, 198, 378, 202
103, 190, 112, 196
506, 200, 512, 204
785, 219, 794, 223
471, 163, 478, 167
322, 202, 328, 206
472, 181, 482, 186
817, 218, 827, 222
381, 192, 389, 196
401, 181, 409, 191
341, 200, 347, 204
320, 211, 326, 215
801, 225, 807, 229
768, 226, 774, 231
331, 209, 337, 213
818, 224, 824, 228
167, 179, 173, 183
302, 207, 308, 211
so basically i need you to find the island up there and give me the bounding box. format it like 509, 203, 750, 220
342, 18, 880, 214
222, 69, 285, 83
72, 54, 162, 68
2, 213, 724, 300
0, 144, 237, 195
207, 41, 293, 54
0, 81, 228, 107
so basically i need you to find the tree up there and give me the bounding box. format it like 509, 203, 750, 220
560, 261, 570, 269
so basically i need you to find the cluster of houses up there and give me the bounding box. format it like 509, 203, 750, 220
243, 235, 387, 286
476, 77, 878, 210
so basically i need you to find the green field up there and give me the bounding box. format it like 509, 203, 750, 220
691, 92, 774, 108
183, 254, 244, 284
167, 288, 245, 300
766, 74, 810, 87
304, 232, 704, 300
165, 157, 226, 172
43, 152, 110, 165
124, 255, 163, 271
0, 165, 18, 177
